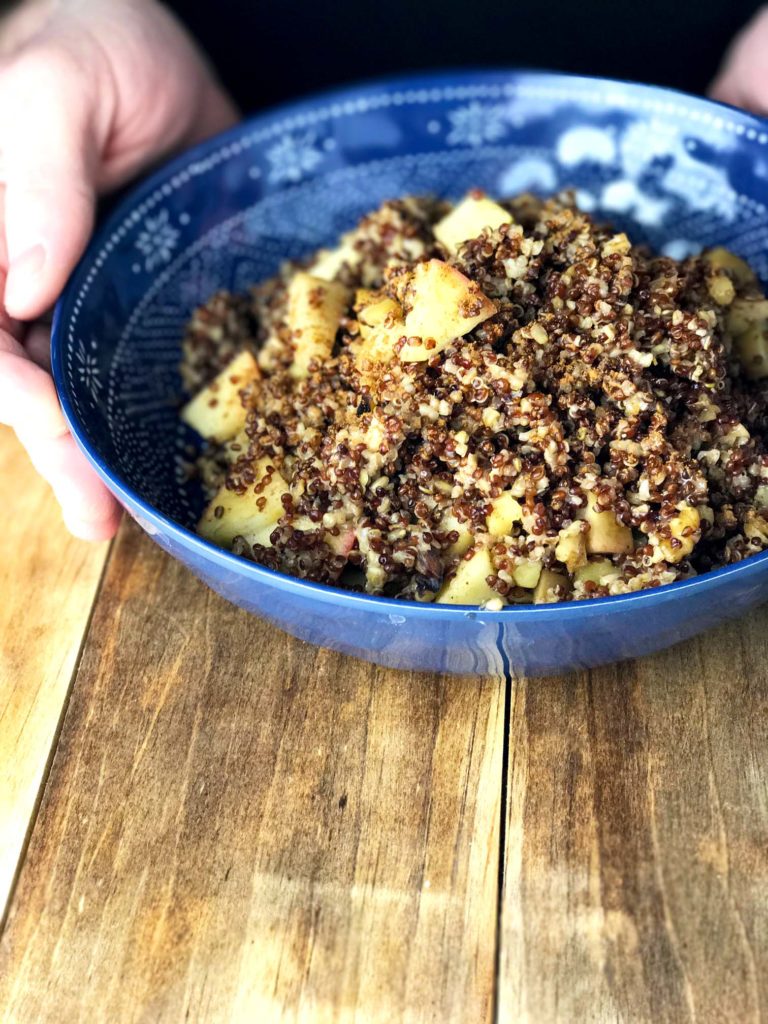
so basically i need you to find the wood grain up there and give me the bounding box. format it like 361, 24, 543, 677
500, 611, 768, 1024
0, 520, 505, 1024
0, 428, 108, 920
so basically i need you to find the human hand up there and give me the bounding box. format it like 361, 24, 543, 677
0, 0, 237, 539
710, 6, 768, 115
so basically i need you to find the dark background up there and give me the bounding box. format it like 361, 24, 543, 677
167, 0, 762, 112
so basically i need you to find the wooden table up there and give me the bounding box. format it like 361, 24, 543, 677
0, 424, 766, 1024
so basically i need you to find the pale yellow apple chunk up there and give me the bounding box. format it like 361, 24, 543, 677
440, 510, 473, 557
291, 516, 356, 557
513, 560, 542, 589
356, 290, 403, 331
704, 247, 756, 287
198, 458, 288, 548
487, 492, 522, 537
574, 559, 616, 586
554, 522, 588, 572
727, 299, 768, 336
658, 507, 700, 563
579, 492, 633, 555
436, 545, 499, 605
533, 569, 569, 604
399, 260, 497, 362
354, 290, 406, 365
181, 350, 260, 443
734, 322, 768, 380
434, 195, 512, 254
222, 430, 250, 463
707, 272, 735, 306
287, 273, 349, 379
308, 235, 360, 281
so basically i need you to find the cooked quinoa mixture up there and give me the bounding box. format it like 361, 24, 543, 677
179, 191, 768, 606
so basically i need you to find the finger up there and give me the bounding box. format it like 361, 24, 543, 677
0, 45, 99, 321
0, 332, 120, 539
24, 322, 51, 371
708, 7, 768, 115
0, 0, 52, 57
0, 331, 68, 438
709, 73, 744, 109
0, 261, 22, 338
21, 429, 121, 540
184, 78, 240, 149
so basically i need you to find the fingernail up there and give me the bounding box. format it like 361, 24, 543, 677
5, 244, 46, 314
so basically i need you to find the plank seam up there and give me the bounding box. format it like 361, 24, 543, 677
492, 626, 514, 1024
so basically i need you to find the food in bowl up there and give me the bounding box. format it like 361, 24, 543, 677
179, 190, 768, 606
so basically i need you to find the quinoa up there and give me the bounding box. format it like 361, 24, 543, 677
180, 191, 768, 605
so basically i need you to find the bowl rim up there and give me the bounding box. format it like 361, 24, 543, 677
52, 67, 768, 621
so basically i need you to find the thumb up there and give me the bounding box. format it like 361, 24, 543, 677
0, 46, 100, 320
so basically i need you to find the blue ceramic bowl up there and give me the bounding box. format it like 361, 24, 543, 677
52, 70, 768, 676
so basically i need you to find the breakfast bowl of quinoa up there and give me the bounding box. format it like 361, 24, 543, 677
52, 71, 768, 675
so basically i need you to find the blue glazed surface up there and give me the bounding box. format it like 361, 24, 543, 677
52, 70, 768, 676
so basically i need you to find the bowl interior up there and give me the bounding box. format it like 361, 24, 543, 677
55, 71, 768, 530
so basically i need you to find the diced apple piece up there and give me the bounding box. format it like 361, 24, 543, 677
356, 328, 406, 366
433, 195, 512, 254
436, 545, 498, 605
579, 492, 633, 555
574, 559, 616, 587
358, 528, 387, 592
198, 458, 288, 548
326, 527, 356, 558
734, 322, 768, 380
554, 521, 588, 572
354, 290, 406, 365
487, 491, 523, 537
707, 272, 735, 306
533, 569, 569, 605
287, 272, 349, 379
513, 560, 542, 589
181, 350, 260, 443
293, 516, 356, 558
308, 236, 360, 281
399, 260, 497, 362
727, 298, 768, 335
441, 510, 473, 557
745, 510, 768, 544
658, 507, 700, 563
356, 290, 402, 332
704, 247, 756, 287
222, 430, 250, 463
